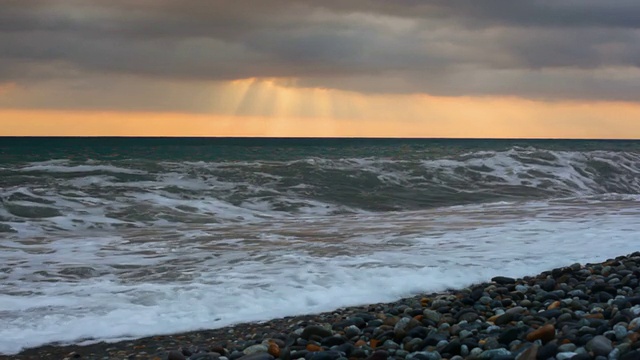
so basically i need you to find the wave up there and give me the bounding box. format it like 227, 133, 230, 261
0, 147, 639, 235
1, 199, 640, 354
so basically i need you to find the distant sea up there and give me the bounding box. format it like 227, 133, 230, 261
1, 137, 639, 354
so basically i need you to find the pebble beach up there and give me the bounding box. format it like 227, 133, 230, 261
5, 252, 640, 360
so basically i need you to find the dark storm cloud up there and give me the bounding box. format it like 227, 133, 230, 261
1, 0, 640, 102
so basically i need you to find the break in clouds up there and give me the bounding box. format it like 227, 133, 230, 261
1, 0, 640, 108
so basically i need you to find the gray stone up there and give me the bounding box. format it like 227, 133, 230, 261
243, 345, 268, 355
237, 353, 275, 360
470, 347, 483, 357
609, 347, 621, 360
479, 296, 493, 305
587, 335, 613, 357
615, 343, 630, 356
310, 351, 343, 360
494, 313, 514, 326
541, 278, 556, 291
404, 338, 424, 353
478, 348, 512, 359
627, 317, 640, 331
301, 326, 333, 340
505, 306, 526, 315
423, 309, 441, 323
575, 347, 589, 356
460, 345, 469, 357
557, 343, 577, 352
345, 325, 361, 338
456, 310, 479, 323
482, 337, 500, 350
406, 351, 441, 360
492, 276, 516, 285
435, 340, 448, 351
556, 352, 578, 360
395, 317, 420, 337
167, 350, 187, 360
191, 354, 221, 360
520, 300, 532, 308
568, 289, 586, 297
613, 325, 628, 341
382, 340, 399, 350
365, 350, 388, 360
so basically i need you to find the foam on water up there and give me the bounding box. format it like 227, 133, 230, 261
1, 199, 639, 354
2, 148, 640, 236
2, 144, 640, 354
19, 163, 147, 175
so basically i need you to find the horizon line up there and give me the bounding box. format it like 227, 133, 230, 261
1, 136, 639, 141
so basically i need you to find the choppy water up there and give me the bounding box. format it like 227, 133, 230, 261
1, 137, 639, 354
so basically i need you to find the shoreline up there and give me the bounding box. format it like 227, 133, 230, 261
3, 252, 640, 360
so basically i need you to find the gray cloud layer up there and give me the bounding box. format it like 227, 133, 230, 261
1, 0, 640, 105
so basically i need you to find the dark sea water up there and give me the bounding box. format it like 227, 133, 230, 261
1, 137, 639, 354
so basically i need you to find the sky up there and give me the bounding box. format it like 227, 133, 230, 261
1, 0, 640, 138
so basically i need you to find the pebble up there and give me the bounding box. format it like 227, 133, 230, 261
167, 350, 187, 360
301, 326, 332, 340
191, 354, 220, 360
236, 353, 274, 360
478, 348, 511, 359
556, 352, 578, 360
243, 345, 268, 355
26, 253, 640, 360
423, 309, 441, 323
525, 324, 555, 343
345, 325, 361, 338
587, 335, 613, 357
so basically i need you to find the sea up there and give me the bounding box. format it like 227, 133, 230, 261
1, 137, 639, 354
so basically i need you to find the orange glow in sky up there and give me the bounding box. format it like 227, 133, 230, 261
3, 2, 640, 139
2, 78, 640, 138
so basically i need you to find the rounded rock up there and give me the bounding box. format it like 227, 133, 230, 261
525, 324, 555, 343
244, 345, 269, 355
345, 325, 361, 338
167, 350, 187, 360
586, 335, 613, 357
302, 326, 333, 340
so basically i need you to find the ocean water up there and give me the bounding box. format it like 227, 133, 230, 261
0, 137, 639, 354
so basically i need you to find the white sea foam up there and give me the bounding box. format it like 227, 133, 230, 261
0, 199, 639, 354
2, 149, 640, 353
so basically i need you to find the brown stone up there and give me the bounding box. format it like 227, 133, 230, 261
268, 342, 280, 357
306, 344, 322, 352
383, 317, 399, 326
547, 301, 561, 310
585, 313, 604, 319
354, 340, 367, 347
526, 324, 556, 343
370, 339, 379, 349
516, 344, 538, 360
420, 298, 430, 307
